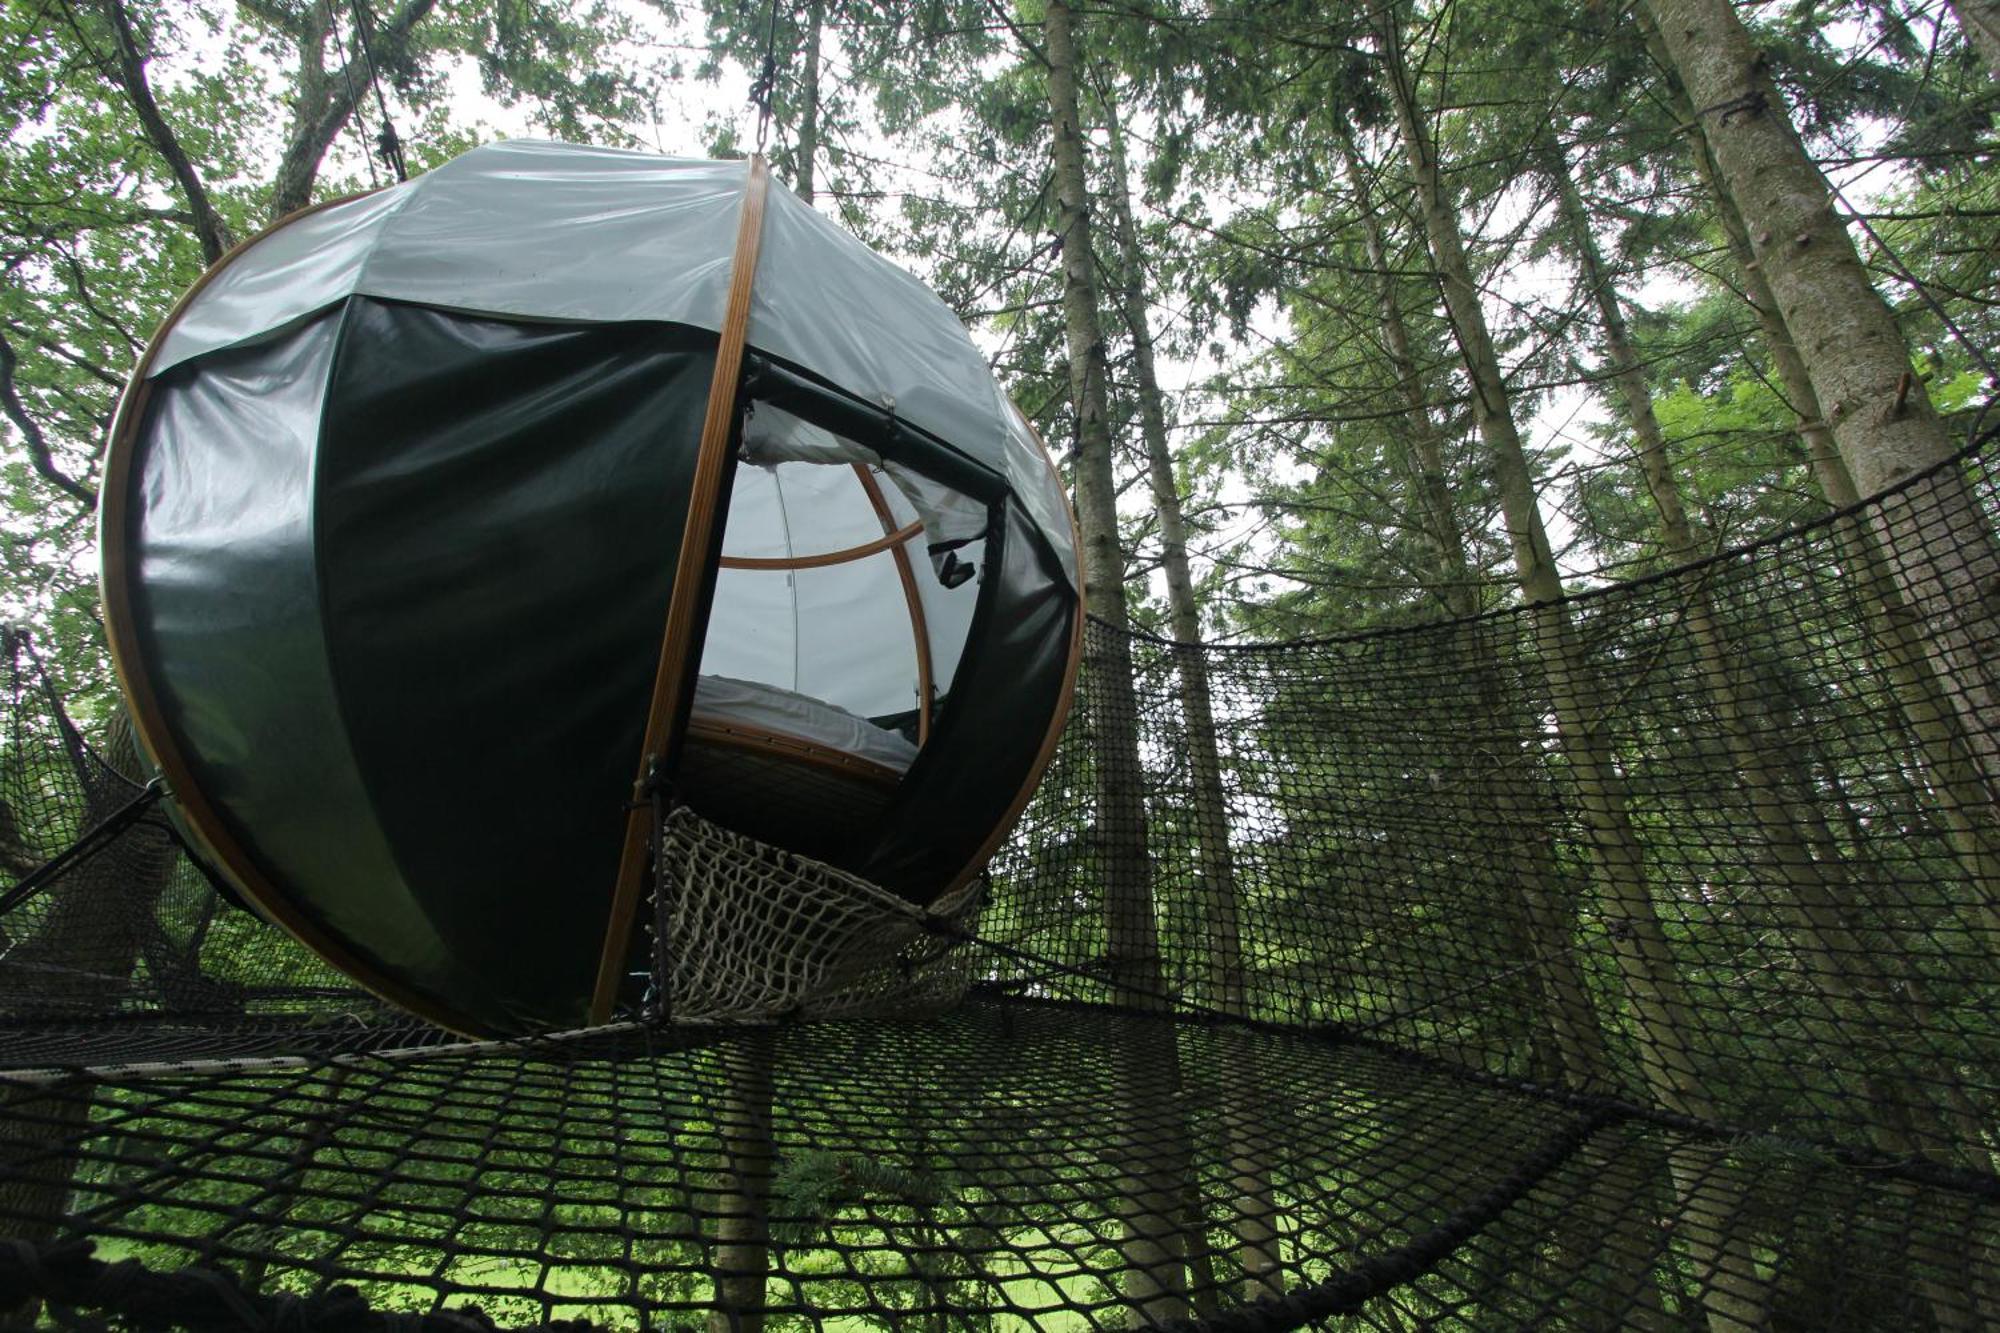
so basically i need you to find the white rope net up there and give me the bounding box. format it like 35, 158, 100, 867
646, 805, 985, 1022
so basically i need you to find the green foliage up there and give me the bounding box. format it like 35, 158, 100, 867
3, 0, 1999, 1324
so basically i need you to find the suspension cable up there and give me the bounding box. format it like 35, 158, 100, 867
347, 0, 408, 181
329, 0, 381, 190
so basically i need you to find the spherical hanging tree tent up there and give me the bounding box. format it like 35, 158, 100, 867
98, 142, 1084, 1039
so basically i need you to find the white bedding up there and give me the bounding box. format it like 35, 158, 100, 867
691, 675, 920, 773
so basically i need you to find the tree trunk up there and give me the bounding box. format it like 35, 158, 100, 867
1642, 29, 2000, 929
1336, 123, 1614, 1097
793, 0, 823, 206
268, 6, 362, 222
706, 1031, 775, 1333
1102, 100, 1280, 1308
1643, 0, 2000, 806
1945, 0, 2000, 79
1544, 146, 1699, 562
1374, 13, 1768, 1328
1550, 137, 1997, 1277
266, 0, 438, 220
1333, 124, 1481, 620
1042, 3, 1188, 1321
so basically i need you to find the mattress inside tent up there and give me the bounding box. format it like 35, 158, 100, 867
689, 675, 919, 772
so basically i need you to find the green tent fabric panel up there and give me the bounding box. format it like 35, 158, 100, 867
858, 497, 1076, 899
127, 311, 508, 1021
312, 300, 717, 1033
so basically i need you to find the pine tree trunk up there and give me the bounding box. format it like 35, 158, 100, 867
1336, 124, 1614, 1097
1375, 15, 1768, 1328
1643, 0, 2000, 807
706, 1031, 774, 1333
793, 0, 822, 206
1551, 141, 1991, 1323
1672, 21, 2000, 928
1333, 125, 1480, 621
1945, 0, 2000, 80
1645, 34, 2000, 929
1667, 86, 1850, 506
1102, 103, 1280, 1307
1042, 2, 1188, 1320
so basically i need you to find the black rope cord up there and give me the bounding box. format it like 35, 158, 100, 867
346, 0, 407, 182
0, 779, 164, 918
1157, 1108, 1620, 1333
0, 1239, 600, 1332
746, 0, 782, 152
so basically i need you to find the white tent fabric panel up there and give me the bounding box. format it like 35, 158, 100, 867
699, 565, 798, 691
742, 407, 988, 562
700, 457, 934, 744
153, 151, 740, 374
790, 559, 921, 720
853, 473, 973, 694
1000, 400, 1076, 575
721, 460, 885, 562
698, 560, 919, 728
145, 141, 1075, 589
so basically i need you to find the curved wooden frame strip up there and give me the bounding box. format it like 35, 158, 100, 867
717, 518, 922, 571
590, 156, 773, 1025
97, 191, 501, 1036
849, 466, 935, 746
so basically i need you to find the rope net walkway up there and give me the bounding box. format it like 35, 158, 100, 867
0, 439, 1995, 1328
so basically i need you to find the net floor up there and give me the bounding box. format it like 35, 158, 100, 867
0, 997, 1992, 1331
6, 444, 2000, 1328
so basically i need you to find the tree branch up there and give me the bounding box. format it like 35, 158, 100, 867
0, 330, 98, 508
92, 0, 233, 264
267, 0, 439, 219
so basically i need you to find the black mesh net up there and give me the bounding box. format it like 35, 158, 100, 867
0, 442, 1996, 1330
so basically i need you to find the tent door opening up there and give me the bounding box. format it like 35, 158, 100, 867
681, 407, 986, 864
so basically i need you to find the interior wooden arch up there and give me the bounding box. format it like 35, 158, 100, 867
709, 460, 937, 749
716, 518, 923, 571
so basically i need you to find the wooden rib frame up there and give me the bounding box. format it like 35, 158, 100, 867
717, 518, 922, 571
96, 191, 500, 1037
684, 717, 904, 790
850, 465, 935, 745
589, 155, 773, 1024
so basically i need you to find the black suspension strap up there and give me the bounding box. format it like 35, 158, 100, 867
330, 0, 382, 190
748, 0, 783, 153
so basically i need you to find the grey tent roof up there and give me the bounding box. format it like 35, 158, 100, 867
151, 140, 1075, 583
